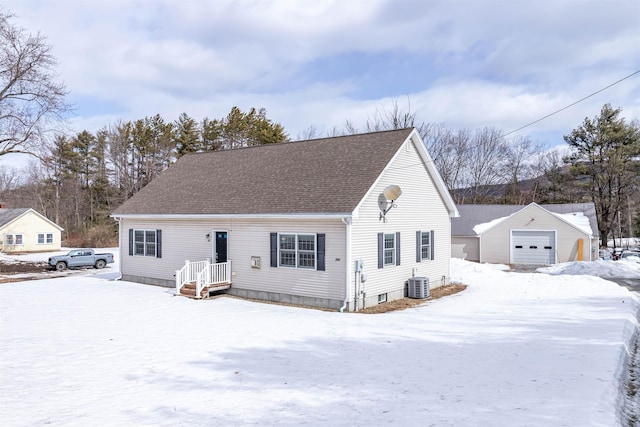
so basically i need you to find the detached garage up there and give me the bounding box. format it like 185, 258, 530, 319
452, 203, 599, 265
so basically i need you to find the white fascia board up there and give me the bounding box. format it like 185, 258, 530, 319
110, 213, 354, 220
410, 130, 459, 218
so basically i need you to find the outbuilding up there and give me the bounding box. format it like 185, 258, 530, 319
451, 203, 599, 265
0, 208, 64, 253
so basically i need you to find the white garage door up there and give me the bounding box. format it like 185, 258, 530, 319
511, 230, 556, 265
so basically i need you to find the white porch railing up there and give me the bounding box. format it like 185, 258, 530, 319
196, 261, 232, 298
175, 259, 231, 298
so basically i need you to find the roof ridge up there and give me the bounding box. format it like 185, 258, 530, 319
181, 127, 415, 158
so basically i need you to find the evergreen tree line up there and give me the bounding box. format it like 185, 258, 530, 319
8, 107, 287, 244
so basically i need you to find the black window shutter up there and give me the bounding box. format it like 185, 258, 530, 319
396, 232, 401, 265
128, 229, 133, 256
270, 233, 278, 267
156, 230, 162, 258
377, 233, 383, 269
416, 231, 421, 263
317, 233, 325, 271
430, 230, 435, 260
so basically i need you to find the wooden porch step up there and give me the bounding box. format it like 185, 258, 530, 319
178, 282, 231, 299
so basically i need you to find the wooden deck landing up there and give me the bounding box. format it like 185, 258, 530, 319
178, 282, 231, 299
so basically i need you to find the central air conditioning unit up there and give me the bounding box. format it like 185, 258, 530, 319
408, 277, 430, 299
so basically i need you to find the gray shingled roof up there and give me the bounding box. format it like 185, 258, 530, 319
0, 208, 30, 228
113, 128, 415, 216
452, 203, 599, 237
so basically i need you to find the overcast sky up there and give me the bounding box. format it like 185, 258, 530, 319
4, 0, 640, 157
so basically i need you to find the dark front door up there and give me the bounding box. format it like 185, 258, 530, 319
215, 231, 228, 263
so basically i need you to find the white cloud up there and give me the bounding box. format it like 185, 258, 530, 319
3, 0, 639, 147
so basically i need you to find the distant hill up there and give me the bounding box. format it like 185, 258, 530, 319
451, 165, 590, 204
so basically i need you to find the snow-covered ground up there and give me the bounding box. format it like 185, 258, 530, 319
538, 258, 640, 279
0, 247, 120, 280
0, 254, 638, 426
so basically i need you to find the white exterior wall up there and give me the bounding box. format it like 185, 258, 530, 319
451, 236, 479, 261
479, 204, 593, 264
350, 136, 452, 308
1, 212, 62, 253
119, 217, 347, 306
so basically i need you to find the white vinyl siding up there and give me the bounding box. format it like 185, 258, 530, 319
350, 135, 452, 308
120, 218, 345, 300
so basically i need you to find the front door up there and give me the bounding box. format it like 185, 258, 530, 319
215, 231, 228, 263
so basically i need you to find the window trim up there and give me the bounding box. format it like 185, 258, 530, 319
5, 233, 24, 246
277, 232, 317, 269
133, 229, 158, 257
378, 232, 401, 268
416, 230, 435, 262
383, 233, 396, 266
37, 233, 54, 245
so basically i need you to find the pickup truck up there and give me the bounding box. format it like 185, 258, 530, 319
48, 249, 115, 271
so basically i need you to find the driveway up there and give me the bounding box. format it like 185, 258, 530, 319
607, 277, 640, 292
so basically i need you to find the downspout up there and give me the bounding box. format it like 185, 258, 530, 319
339, 217, 352, 313
115, 217, 123, 281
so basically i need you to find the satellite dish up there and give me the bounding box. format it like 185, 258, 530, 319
383, 185, 402, 201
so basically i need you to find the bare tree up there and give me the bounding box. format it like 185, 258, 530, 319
365, 99, 417, 132
0, 10, 69, 157
503, 136, 543, 204
421, 124, 470, 197
296, 125, 319, 141
466, 127, 510, 203
0, 164, 20, 202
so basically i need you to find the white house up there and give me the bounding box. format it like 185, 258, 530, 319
111, 128, 459, 311
0, 208, 63, 253
451, 203, 599, 265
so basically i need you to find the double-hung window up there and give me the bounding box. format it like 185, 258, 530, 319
270, 232, 325, 271
416, 230, 435, 261
129, 229, 162, 258
5, 234, 23, 245
383, 233, 395, 266
135, 230, 156, 257
378, 232, 401, 268
279, 233, 316, 269
37, 233, 54, 244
